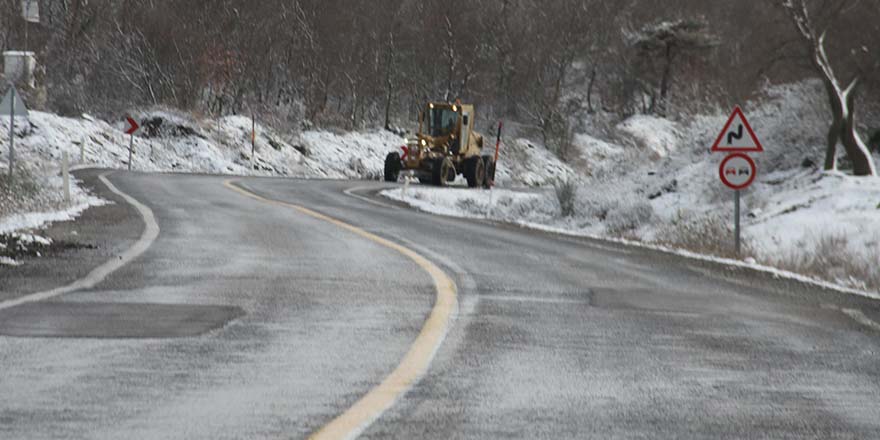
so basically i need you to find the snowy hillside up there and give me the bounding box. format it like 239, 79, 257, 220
0, 109, 408, 232
2, 110, 406, 179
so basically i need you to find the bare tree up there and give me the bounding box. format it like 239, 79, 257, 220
779, 0, 877, 176
631, 18, 720, 116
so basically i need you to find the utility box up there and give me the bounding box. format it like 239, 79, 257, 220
3, 51, 36, 88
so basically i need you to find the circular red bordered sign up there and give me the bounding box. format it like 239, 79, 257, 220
719, 153, 757, 190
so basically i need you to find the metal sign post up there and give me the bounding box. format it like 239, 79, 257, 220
734, 190, 741, 255
7, 87, 13, 179
2, 84, 29, 180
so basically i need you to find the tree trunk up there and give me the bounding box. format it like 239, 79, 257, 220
383, 32, 396, 130
586, 67, 597, 114
812, 37, 876, 176
821, 78, 842, 171
658, 43, 675, 116
841, 81, 877, 176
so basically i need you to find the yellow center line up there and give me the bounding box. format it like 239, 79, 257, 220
223, 180, 458, 440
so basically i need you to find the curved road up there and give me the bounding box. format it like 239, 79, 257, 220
1, 172, 879, 439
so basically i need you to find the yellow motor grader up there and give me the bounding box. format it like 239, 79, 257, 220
385, 101, 496, 188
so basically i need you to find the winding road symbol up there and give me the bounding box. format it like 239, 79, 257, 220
712, 107, 763, 153
727, 124, 744, 145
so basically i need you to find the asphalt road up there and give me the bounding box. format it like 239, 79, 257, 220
2, 171, 880, 439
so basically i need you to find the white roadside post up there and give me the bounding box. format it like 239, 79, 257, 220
62, 151, 70, 205
402, 171, 413, 200
710, 107, 764, 256
251, 114, 256, 172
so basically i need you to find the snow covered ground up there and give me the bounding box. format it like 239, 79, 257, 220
382, 81, 880, 295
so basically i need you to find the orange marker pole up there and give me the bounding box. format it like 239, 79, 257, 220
492, 121, 503, 187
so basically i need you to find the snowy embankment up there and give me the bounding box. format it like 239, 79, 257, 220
382, 81, 880, 295
0, 109, 405, 240
3, 110, 404, 179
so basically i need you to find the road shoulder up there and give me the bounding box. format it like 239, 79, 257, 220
0, 169, 142, 301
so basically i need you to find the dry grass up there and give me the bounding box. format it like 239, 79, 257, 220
0, 166, 45, 218
766, 233, 880, 292
605, 201, 655, 237
659, 216, 879, 291
656, 213, 755, 260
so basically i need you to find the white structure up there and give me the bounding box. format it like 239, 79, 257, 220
3, 51, 36, 88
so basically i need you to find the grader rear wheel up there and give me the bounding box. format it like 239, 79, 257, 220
464, 156, 486, 188
384, 152, 402, 182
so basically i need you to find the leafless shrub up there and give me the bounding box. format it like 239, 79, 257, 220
554, 178, 578, 218
605, 201, 654, 236
455, 198, 490, 217
0, 166, 45, 218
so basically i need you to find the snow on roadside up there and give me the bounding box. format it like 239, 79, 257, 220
0, 166, 108, 236
0, 197, 106, 235
0, 256, 20, 266
746, 171, 880, 260
493, 138, 577, 187
299, 130, 405, 179
1, 110, 407, 180
383, 186, 555, 222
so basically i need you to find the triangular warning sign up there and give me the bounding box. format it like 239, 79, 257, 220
711, 107, 763, 153
0, 87, 29, 117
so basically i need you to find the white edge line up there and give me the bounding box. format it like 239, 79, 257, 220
841, 308, 880, 332
0, 173, 159, 311
343, 186, 400, 210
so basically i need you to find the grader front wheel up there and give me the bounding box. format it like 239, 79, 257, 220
432, 158, 454, 187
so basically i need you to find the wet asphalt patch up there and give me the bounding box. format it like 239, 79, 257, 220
0, 302, 244, 338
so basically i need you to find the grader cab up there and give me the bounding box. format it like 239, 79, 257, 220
385, 101, 495, 188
